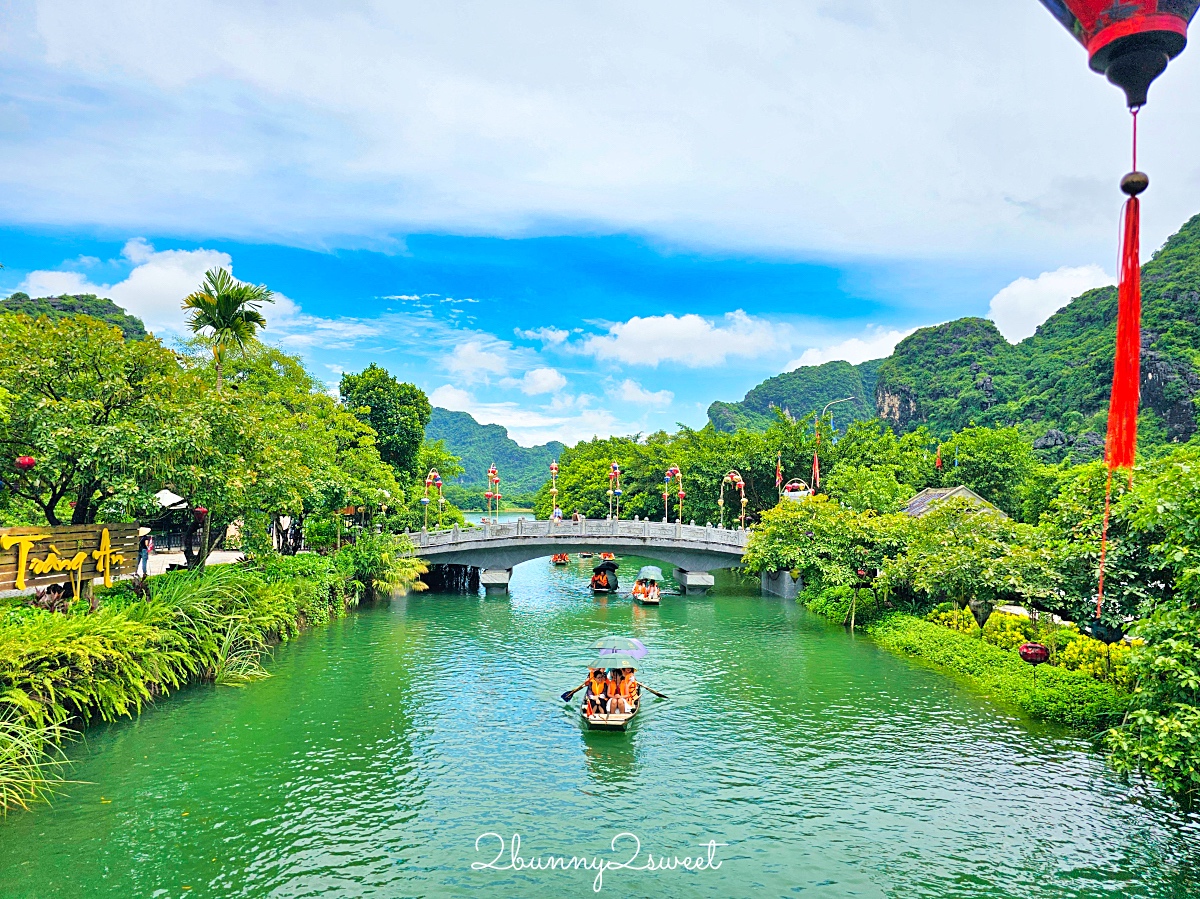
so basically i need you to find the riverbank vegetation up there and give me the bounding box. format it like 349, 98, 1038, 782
0, 534, 424, 813
0, 275, 447, 814
738, 439, 1200, 809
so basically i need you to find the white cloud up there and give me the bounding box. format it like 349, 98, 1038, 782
22, 240, 232, 334
443, 339, 512, 383
787, 327, 916, 369
515, 326, 570, 346
580, 310, 787, 367
987, 265, 1112, 342
19, 240, 382, 350
7, 1, 1197, 260
610, 379, 673, 407
509, 366, 568, 395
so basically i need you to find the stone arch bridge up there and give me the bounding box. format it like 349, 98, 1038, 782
411, 517, 749, 594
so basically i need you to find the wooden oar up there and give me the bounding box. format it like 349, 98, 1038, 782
639, 684, 668, 699
561, 681, 588, 702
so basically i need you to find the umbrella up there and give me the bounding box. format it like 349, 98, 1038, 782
637, 566, 664, 582
593, 560, 619, 573
591, 636, 645, 652
587, 654, 639, 670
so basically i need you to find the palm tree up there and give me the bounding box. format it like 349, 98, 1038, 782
182, 268, 274, 389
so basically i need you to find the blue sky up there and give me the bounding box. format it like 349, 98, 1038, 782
2, 1, 1199, 444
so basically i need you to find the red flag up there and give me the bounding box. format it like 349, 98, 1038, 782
775, 452, 783, 490
812, 449, 820, 491
935, 446, 943, 470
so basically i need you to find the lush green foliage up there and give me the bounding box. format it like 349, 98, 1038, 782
886, 498, 1057, 612
0, 292, 146, 339
1106, 606, 1200, 810
427, 407, 564, 495
0, 539, 425, 812
708, 359, 880, 433
340, 363, 432, 480
0, 314, 202, 526
866, 614, 1129, 732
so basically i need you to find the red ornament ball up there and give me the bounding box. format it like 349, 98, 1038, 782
15, 456, 35, 472
1018, 642, 1050, 666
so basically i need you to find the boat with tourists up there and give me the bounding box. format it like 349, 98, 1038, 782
632, 565, 663, 605
599, 551, 616, 561
572, 638, 648, 731
590, 560, 618, 593
551, 553, 570, 565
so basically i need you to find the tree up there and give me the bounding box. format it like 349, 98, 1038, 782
885, 498, 1057, 617
1106, 605, 1200, 811
824, 464, 911, 513
742, 495, 910, 589
937, 426, 1035, 519
182, 268, 274, 390
339, 364, 431, 479
0, 313, 200, 526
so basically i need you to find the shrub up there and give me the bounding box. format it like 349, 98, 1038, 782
1105, 605, 1200, 810
803, 585, 886, 626
867, 613, 1129, 732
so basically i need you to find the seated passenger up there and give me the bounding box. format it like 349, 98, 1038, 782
607, 668, 636, 714
585, 667, 608, 714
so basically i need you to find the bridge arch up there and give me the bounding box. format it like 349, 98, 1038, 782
411, 518, 749, 593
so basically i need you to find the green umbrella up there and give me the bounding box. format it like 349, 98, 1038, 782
637, 566, 664, 582
588, 654, 639, 669
590, 636, 646, 653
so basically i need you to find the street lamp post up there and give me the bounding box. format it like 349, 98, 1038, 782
813, 396, 855, 491
422, 469, 443, 529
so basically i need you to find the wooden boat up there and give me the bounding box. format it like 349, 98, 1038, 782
577, 551, 594, 559
635, 589, 660, 606
581, 687, 640, 731
599, 552, 616, 561
551, 553, 570, 565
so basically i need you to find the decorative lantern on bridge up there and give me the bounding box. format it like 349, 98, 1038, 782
193, 506, 208, 523
423, 469, 445, 529
661, 465, 683, 523
719, 470, 746, 529
607, 462, 622, 520
485, 464, 501, 522
1037, 1, 1196, 623
14, 455, 35, 473
549, 460, 559, 510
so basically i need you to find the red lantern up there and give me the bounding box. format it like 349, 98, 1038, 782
193, 506, 208, 522
1039, 1, 1197, 106
14, 456, 35, 472
1018, 642, 1051, 666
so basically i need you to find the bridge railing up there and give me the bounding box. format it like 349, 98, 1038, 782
411, 517, 750, 550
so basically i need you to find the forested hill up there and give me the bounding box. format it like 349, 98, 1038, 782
711, 212, 1200, 456
426, 408, 564, 493
0, 292, 147, 339
708, 359, 881, 432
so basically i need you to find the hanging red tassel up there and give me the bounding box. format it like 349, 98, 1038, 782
1105, 194, 1141, 471
1096, 112, 1148, 620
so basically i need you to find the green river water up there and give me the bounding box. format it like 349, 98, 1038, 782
2, 555, 1198, 898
